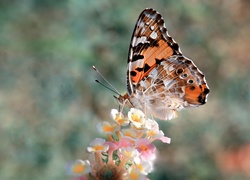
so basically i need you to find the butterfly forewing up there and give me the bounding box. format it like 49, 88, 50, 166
127, 8, 182, 94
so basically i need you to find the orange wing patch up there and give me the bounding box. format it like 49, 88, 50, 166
184, 84, 210, 105
130, 40, 174, 84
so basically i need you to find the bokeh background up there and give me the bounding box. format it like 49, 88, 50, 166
0, 0, 249, 179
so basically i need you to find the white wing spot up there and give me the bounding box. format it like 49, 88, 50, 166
150, 31, 158, 39
140, 36, 147, 43
131, 37, 137, 47
133, 36, 148, 47
129, 50, 133, 60
150, 26, 155, 31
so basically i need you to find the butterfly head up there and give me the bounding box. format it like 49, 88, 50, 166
117, 93, 133, 108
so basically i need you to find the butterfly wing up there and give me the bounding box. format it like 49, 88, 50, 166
127, 8, 182, 95
123, 8, 210, 120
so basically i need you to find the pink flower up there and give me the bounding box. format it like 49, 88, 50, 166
135, 138, 156, 161
146, 129, 171, 144
118, 138, 133, 148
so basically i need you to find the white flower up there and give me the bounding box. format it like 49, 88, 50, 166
96, 121, 120, 134
111, 109, 130, 126
87, 138, 109, 153
68, 159, 91, 176
128, 108, 146, 128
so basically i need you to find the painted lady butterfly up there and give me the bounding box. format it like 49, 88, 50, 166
118, 8, 210, 120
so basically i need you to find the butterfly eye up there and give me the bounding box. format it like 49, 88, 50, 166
180, 73, 187, 79
188, 79, 194, 84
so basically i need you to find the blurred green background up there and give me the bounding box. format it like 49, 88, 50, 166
0, 0, 249, 179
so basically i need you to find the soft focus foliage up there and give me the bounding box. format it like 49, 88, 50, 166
0, 0, 249, 179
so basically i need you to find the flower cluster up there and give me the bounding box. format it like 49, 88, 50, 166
67, 108, 171, 179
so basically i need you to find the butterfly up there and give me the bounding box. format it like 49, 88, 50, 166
118, 8, 210, 120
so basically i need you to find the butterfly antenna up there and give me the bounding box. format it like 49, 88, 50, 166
95, 80, 120, 95
92, 66, 121, 96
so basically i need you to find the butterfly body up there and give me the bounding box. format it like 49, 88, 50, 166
118, 8, 209, 120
